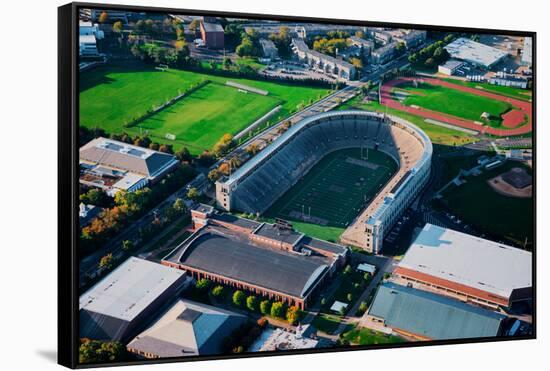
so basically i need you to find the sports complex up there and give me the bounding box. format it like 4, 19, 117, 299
215, 110, 432, 253
79, 63, 329, 154
381, 77, 532, 137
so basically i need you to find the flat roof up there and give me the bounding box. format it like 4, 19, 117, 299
444, 38, 508, 67
79, 257, 186, 322
301, 236, 347, 255
168, 231, 328, 298
201, 22, 224, 33
440, 59, 464, 69
369, 282, 505, 340
254, 223, 304, 246
210, 213, 261, 230
397, 224, 532, 299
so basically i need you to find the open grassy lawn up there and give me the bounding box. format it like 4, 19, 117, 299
342, 325, 404, 345
442, 78, 532, 101
311, 314, 342, 335
440, 161, 533, 247
339, 97, 477, 146
320, 269, 368, 315
133, 82, 281, 154
398, 82, 511, 127
80, 62, 329, 151
266, 148, 397, 231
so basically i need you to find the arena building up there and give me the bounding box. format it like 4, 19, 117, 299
162, 207, 348, 310
215, 111, 432, 253
394, 224, 532, 309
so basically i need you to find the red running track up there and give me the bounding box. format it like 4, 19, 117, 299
380, 77, 532, 137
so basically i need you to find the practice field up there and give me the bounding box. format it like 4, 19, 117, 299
79, 62, 329, 152
439, 161, 533, 248
135, 82, 281, 154
266, 148, 398, 233
396, 81, 511, 127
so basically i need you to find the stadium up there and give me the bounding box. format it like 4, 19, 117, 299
215, 110, 432, 253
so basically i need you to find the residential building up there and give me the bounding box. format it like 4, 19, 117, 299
291, 38, 356, 80
371, 42, 398, 65
200, 21, 225, 49
260, 38, 279, 60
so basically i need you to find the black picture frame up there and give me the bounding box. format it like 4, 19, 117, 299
58, 2, 536, 368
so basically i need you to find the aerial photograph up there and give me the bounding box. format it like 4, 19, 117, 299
77, 7, 533, 365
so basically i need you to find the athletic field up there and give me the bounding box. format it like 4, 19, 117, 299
266, 148, 398, 231
397, 81, 511, 127
79, 62, 329, 153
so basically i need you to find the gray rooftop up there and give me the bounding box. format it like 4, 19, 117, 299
301, 236, 347, 255
201, 22, 224, 33
80, 137, 178, 179
369, 282, 505, 340
169, 231, 328, 298
254, 223, 304, 246
398, 224, 532, 299
444, 37, 508, 67
127, 299, 246, 358
211, 213, 261, 230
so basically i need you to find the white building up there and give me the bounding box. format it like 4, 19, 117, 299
438, 59, 465, 76
394, 224, 532, 309
444, 37, 508, 69
522, 37, 532, 66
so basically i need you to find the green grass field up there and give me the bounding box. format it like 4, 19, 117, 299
440, 161, 533, 247
135, 82, 281, 154
265, 148, 398, 240
441, 78, 532, 101
311, 315, 342, 335
339, 97, 477, 146
396, 82, 511, 128
342, 325, 404, 345
80, 62, 329, 152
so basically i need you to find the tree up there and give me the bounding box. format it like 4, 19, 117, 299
213, 133, 234, 157
343, 264, 353, 275
175, 147, 191, 162
270, 301, 286, 318
158, 144, 174, 154
197, 150, 216, 166
195, 278, 212, 292
232, 290, 246, 307
173, 198, 186, 213
320, 297, 327, 307
112, 21, 123, 34
79, 339, 126, 364
211, 285, 224, 297
186, 187, 200, 200
347, 293, 354, 302
121, 240, 134, 251
339, 306, 346, 316
260, 300, 271, 315
363, 272, 371, 281
99, 253, 114, 271
208, 168, 222, 182
98, 11, 108, 24
350, 57, 363, 69
358, 301, 368, 314
222, 57, 233, 70
286, 306, 301, 324
189, 19, 200, 32
246, 295, 258, 311
246, 143, 260, 156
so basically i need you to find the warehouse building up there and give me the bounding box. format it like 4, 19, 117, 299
163, 209, 348, 309
444, 37, 508, 69
127, 299, 247, 358
79, 257, 190, 342
394, 224, 532, 309
367, 282, 506, 340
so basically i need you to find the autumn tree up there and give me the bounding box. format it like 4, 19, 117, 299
186, 187, 200, 200
99, 253, 114, 270
98, 11, 108, 23
112, 21, 123, 33
286, 306, 301, 324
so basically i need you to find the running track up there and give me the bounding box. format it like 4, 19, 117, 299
380, 77, 532, 137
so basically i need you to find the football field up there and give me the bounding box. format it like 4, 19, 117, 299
266, 148, 398, 228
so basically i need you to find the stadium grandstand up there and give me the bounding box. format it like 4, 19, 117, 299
215, 111, 432, 253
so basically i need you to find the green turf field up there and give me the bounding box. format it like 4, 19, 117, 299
266, 148, 398, 236
342, 325, 404, 345
79, 62, 329, 151
396, 82, 511, 127
134, 82, 281, 154
338, 97, 477, 146
440, 161, 533, 248
441, 78, 532, 101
